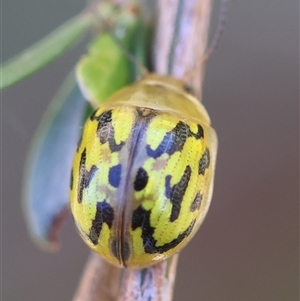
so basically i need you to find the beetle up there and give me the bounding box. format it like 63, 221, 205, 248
70, 73, 217, 268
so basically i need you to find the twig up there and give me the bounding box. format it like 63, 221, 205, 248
73, 253, 121, 301
118, 255, 179, 301
154, 0, 212, 98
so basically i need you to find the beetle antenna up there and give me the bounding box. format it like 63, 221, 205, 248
203, 0, 229, 61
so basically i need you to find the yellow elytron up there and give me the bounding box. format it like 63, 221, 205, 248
70, 74, 217, 268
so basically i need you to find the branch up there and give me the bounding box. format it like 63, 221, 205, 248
118, 255, 179, 301
73, 253, 121, 301
154, 0, 212, 98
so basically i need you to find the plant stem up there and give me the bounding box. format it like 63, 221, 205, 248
118, 255, 179, 301
73, 253, 121, 301
154, 0, 212, 98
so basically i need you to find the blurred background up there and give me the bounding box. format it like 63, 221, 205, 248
2, 0, 298, 300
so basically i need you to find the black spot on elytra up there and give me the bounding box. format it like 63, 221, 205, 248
76, 131, 83, 152
146, 122, 186, 158
122, 240, 131, 263
134, 167, 149, 191
89, 109, 98, 121
165, 165, 192, 222
132, 206, 155, 253
146, 121, 204, 159
110, 239, 119, 260
198, 148, 210, 175
183, 83, 194, 94
109, 164, 122, 188
110, 239, 131, 265
70, 169, 74, 190
190, 192, 203, 212
132, 205, 196, 254
88, 201, 114, 245
78, 149, 98, 203
93, 110, 125, 152
193, 124, 204, 139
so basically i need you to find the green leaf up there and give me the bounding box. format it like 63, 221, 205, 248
1, 13, 92, 90
76, 5, 143, 107
76, 34, 132, 107
22, 73, 89, 250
